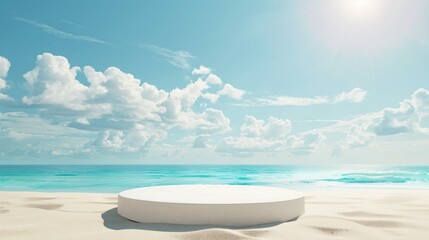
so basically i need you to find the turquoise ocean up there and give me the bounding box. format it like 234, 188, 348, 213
0, 165, 428, 193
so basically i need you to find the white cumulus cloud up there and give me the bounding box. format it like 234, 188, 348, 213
197, 75, 243, 103
202, 93, 220, 103
0, 56, 11, 100
217, 84, 246, 100
334, 88, 367, 103
216, 116, 288, 154
240, 115, 291, 139
286, 130, 326, 155
205, 74, 222, 85
17, 53, 236, 152
368, 88, 429, 136
90, 124, 167, 152
327, 88, 429, 154
23, 53, 89, 110
192, 65, 211, 75
192, 135, 209, 148
344, 125, 375, 148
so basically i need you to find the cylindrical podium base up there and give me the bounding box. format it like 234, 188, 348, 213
118, 185, 305, 227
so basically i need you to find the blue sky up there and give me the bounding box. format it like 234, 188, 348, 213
0, 0, 428, 164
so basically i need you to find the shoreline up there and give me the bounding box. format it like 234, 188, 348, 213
1, 184, 429, 194
1, 188, 429, 239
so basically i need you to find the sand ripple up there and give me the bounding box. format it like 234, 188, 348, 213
0, 189, 428, 240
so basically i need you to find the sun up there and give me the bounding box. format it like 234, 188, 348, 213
300, 0, 426, 54
354, 0, 368, 7
346, 0, 378, 18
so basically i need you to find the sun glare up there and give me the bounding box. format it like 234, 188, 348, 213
354, 0, 368, 7
301, 0, 426, 54
346, 0, 378, 18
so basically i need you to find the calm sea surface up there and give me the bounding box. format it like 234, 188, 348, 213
0, 165, 428, 193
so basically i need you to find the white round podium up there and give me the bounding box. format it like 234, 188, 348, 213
117, 185, 304, 227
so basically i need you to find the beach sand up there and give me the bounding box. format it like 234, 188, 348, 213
1, 189, 428, 240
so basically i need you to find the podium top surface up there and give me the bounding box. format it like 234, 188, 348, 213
119, 185, 304, 204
